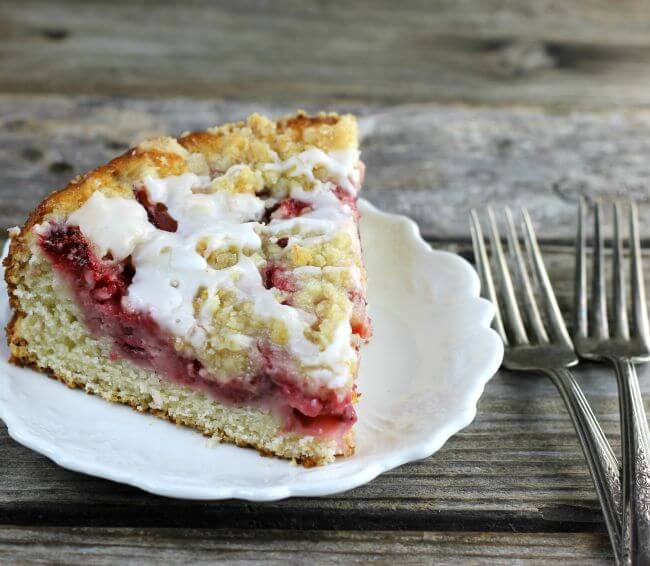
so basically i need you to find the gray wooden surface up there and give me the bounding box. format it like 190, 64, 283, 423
4, 1, 650, 563
5, 96, 650, 241
0, 528, 613, 565
3, 95, 641, 565
4, 0, 650, 109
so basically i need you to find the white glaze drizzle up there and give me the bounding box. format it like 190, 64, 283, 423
61, 149, 362, 388
67, 193, 153, 261
264, 148, 361, 194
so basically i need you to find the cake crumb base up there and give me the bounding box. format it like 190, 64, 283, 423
8, 344, 353, 468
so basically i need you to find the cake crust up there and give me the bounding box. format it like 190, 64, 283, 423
4, 111, 364, 466
6, 111, 357, 289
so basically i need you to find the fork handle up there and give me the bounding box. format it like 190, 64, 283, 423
544, 367, 622, 563
611, 357, 650, 566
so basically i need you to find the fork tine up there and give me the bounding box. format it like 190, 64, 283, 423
470, 210, 508, 344
486, 208, 528, 345
520, 209, 573, 347
612, 201, 629, 339
629, 201, 650, 344
591, 201, 609, 340
504, 208, 549, 344
573, 198, 588, 339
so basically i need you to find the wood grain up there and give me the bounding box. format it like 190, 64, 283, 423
3, 96, 650, 242
5, 2, 650, 560
0, 527, 613, 564
3, 242, 648, 533
3, 349, 645, 531
3, 94, 650, 562
3, 1, 650, 108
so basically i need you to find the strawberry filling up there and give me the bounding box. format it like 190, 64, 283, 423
273, 198, 311, 219
262, 264, 296, 293
333, 186, 360, 220
39, 224, 356, 437
134, 186, 178, 232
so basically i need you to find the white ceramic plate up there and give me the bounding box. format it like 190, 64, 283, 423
0, 200, 502, 500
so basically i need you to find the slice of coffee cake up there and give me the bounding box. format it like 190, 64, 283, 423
5, 111, 371, 466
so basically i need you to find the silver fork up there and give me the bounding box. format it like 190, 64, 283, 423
574, 199, 650, 565
471, 207, 622, 564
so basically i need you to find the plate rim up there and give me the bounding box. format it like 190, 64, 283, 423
0, 200, 503, 500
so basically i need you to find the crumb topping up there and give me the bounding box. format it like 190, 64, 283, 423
41, 141, 366, 392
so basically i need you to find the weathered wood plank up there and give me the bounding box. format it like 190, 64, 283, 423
2, 97, 650, 538
1, 239, 648, 538
3, 1, 650, 108
3, 96, 650, 241
0, 527, 613, 564
2, 351, 643, 531
2, 97, 650, 560
0, 365, 632, 531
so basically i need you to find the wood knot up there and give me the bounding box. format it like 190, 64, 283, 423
49, 161, 74, 174
494, 40, 556, 78
40, 28, 69, 41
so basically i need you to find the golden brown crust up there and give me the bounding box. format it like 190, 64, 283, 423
278, 112, 339, 131
3, 144, 190, 314
4, 110, 358, 467
5, 110, 355, 255
5, 312, 27, 364
4, 109, 357, 320
178, 131, 224, 155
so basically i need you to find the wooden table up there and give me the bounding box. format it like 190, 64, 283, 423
4, 2, 650, 563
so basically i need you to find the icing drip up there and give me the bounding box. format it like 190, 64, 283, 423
67, 193, 152, 261
264, 148, 361, 194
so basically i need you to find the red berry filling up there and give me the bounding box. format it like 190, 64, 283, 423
262, 263, 296, 293
273, 198, 311, 219
40, 224, 356, 437
333, 186, 359, 220
351, 320, 372, 340
134, 187, 178, 232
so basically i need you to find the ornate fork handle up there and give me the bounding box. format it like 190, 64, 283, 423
611, 358, 650, 565
545, 367, 622, 560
